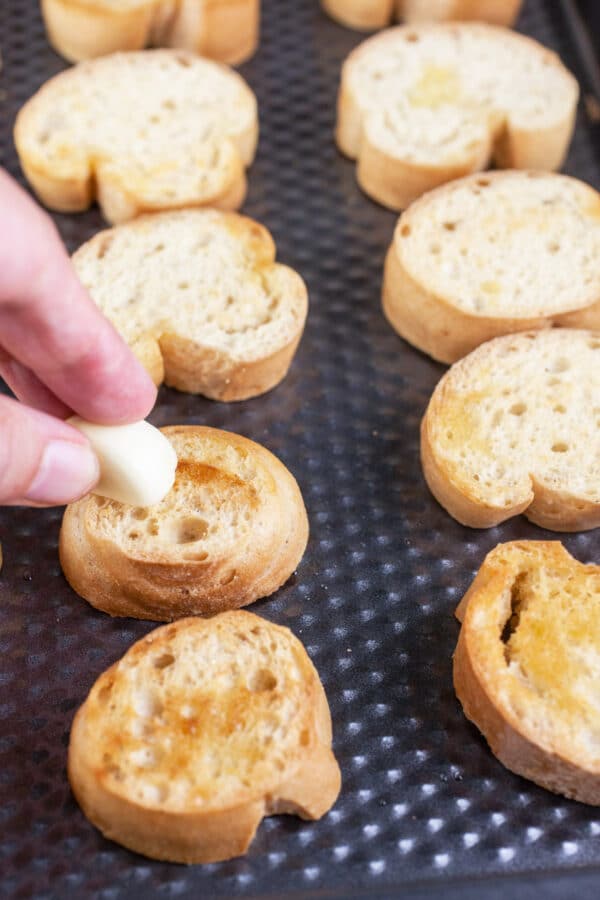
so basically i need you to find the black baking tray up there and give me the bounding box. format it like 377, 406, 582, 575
1, 1, 600, 898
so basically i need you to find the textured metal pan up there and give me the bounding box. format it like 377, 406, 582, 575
1, 0, 600, 897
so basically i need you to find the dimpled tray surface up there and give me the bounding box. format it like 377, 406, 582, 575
1, 1, 600, 898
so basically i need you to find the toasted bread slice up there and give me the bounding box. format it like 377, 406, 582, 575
454, 541, 600, 804
323, 0, 521, 30
383, 171, 600, 363
421, 329, 600, 531
336, 24, 578, 210
60, 426, 309, 619
72, 210, 308, 401
68, 611, 341, 863
42, 0, 259, 65
14, 50, 257, 224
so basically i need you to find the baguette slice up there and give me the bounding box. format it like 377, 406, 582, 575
69, 611, 341, 863
41, 0, 259, 65
454, 541, 600, 804
383, 171, 600, 363
59, 426, 309, 620
323, 0, 521, 30
336, 24, 578, 210
421, 329, 600, 531
14, 50, 257, 224
72, 210, 308, 401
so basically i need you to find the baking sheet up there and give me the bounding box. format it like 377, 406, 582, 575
1, 0, 600, 897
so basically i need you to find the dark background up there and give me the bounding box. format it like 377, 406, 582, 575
1, 0, 600, 897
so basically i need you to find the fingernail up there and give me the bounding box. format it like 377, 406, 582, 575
26, 440, 99, 505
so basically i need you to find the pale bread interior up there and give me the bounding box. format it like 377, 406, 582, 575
397, 172, 600, 317
73, 210, 305, 364
19, 50, 256, 204
347, 26, 576, 164
80, 614, 322, 811
428, 330, 600, 508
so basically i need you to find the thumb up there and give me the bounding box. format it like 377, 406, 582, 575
0, 396, 99, 506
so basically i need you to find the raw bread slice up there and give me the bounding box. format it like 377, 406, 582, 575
41, 0, 259, 65
59, 426, 309, 619
336, 24, 578, 210
69, 611, 341, 863
72, 210, 308, 401
454, 541, 600, 804
323, 0, 521, 30
421, 329, 600, 531
383, 171, 600, 363
14, 50, 258, 224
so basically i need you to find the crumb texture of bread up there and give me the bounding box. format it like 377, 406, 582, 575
383, 171, 600, 362
59, 426, 309, 620
421, 329, 600, 531
68, 612, 341, 863
454, 541, 600, 804
72, 210, 308, 401
41, 0, 260, 65
336, 24, 578, 209
14, 50, 258, 224
323, 0, 521, 30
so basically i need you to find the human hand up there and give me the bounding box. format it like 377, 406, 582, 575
0, 169, 157, 506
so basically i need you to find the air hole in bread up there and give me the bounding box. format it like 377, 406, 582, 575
175, 54, 192, 67
248, 668, 277, 692
178, 282, 189, 290
150, 115, 160, 124
147, 519, 160, 536
37, 131, 50, 144
154, 243, 165, 254
132, 508, 148, 521
220, 569, 237, 586
128, 531, 140, 540
98, 681, 113, 703
400, 224, 411, 237
154, 652, 175, 670
405, 32, 419, 42
443, 222, 457, 231
96, 236, 113, 260
430, 243, 441, 255
477, 178, 491, 188
553, 404, 566, 414
589, 340, 600, 350
509, 403, 527, 416
175, 517, 208, 544
501, 572, 527, 663
552, 358, 570, 373
547, 242, 560, 254
551, 442, 569, 453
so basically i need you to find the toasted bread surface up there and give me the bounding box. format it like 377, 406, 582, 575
454, 541, 600, 804
68, 611, 341, 862
15, 50, 257, 224
383, 171, 600, 362
336, 24, 578, 210
41, 0, 260, 65
72, 210, 308, 401
421, 329, 600, 531
60, 426, 309, 620
323, 0, 521, 30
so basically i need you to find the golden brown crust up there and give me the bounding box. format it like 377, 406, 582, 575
382, 173, 600, 364
41, 0, 260, 65
73, 210, 307, 402
335, 25, 578, 211
420, 330, 600, 532
454, 541, 600, 805
68, 613, 341, 863
59, 427, 309, 620
14, 51, 257, 225
323, 0, 522, 30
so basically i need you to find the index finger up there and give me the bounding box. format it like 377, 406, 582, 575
0, 169, 157, 424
